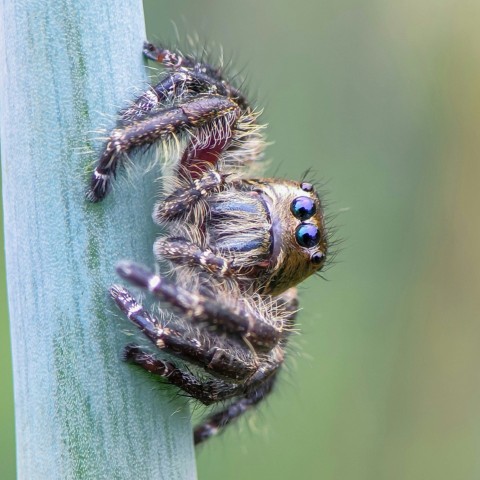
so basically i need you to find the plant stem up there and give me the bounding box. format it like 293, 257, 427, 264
0, 1, 197, 478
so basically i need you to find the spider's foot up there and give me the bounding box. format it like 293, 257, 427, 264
122, 343, 141, 362
87, 168, 110, 202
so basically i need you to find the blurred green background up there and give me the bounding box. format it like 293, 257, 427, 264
2, 0, 480, 478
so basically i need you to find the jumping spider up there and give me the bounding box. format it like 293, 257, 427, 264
89, 41, 328, 444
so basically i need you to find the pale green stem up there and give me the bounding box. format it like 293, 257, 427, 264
0, 1, 197, 478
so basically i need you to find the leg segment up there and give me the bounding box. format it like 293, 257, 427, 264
111, 286, 258, 381
120, 69, 236, 126
88, 95, 240, 202
115, 262, 282, 351
124, 345, 245, 405
194, 374, 278, 444
154, 237, 235, 277
143, 41, 249, 110
153, 169, 227, 222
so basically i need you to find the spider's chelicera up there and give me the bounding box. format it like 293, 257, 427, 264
89, 41, 328, 445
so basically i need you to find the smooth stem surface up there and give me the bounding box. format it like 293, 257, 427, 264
0, 1, 196, 478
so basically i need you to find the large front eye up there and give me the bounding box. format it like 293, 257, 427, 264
291, 196, 316, 220
295, 223, 320, 248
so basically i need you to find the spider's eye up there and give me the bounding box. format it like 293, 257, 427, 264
300, 182, 314, 192
295, 223, 320, 248
291, 196, 316, 220
311, 251, 325, 265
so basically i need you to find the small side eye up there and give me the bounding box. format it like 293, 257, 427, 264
300, 182, 314, 192
295, 223, 320, 248
311, 251, 325, 265
291, 196, 316, 220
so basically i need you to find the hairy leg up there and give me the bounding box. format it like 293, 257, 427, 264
111, 285, 258, 381
194, 374, 278, 444
154, 237, 235, 277
89, 95, 240, 201
153, 169, 227, 222
124, 345, 244, 404
115, 262, 283, 351
143, 41, 248, 110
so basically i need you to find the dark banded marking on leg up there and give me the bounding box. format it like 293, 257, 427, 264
110, 285, 258, 381
88, 95, 240, 202
194, 374, 277, 445
154, 170, 226, 222
120, 70, 235, 126
143, 41, 249, 110
124, 345, 246, 405
154, 237, 235, 277
115, 262, 282, 351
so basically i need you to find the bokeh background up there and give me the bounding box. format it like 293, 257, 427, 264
2, 0, 480, 478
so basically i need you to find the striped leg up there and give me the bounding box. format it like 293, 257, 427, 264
111, 285, 258, 381
88, 95, 240, 202
143, 41, 249, 110
115, 262, 282, 351
123, 345, 245, 405
154, 237, 235, 277
194, 374, 278, 444
153, 169, 227, 222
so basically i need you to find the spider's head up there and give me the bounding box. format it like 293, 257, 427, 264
259, 180, 328, 295
207, 178, 327, 295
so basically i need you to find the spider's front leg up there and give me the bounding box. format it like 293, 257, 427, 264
116, 262, 283, 351
88, 95, 240, 202
111, 285, 259, 381
193, 374, 278, 445
123, 344, 281, 445
123, 345, 246, 405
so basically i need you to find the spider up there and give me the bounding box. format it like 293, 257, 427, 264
88, 41, 329, 444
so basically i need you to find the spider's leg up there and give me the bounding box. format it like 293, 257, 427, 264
111, 286, 258, 381
155, 237, 235, 277
123, 345, 245, 405
153, 169, 227, 222
143, 41, 249, 110
194, 374, 278, 444
116, 262, 283, 351
143, 41, 216, 73
120, 69, 236, 126
88, 94, 240, 202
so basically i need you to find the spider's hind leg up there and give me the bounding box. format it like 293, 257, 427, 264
143, 41, 249, 110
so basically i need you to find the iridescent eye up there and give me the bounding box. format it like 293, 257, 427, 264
300, 182, 314, 192
291, 196, 316, 220
311, 251, 325, 265
295, 223, 320, 248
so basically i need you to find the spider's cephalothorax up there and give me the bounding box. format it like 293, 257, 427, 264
89, 41, 328, 444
